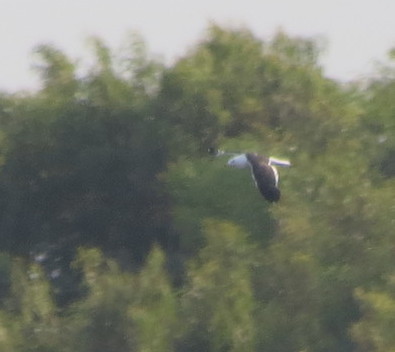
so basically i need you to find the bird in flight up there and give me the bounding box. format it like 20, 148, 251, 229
209, 148, 291, 202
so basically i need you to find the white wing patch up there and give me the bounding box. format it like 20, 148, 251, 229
269, 157, 291, 167
270, 165, 279, 186
249, 167, 258, 187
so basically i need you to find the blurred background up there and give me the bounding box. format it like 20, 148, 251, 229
0, 1, 394, 351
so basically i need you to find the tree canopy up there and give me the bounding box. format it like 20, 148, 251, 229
0, 24, 393, 351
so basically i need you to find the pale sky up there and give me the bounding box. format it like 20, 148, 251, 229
2, 0, 395, 92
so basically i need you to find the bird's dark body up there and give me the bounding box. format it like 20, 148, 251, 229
246, 153, 280, 202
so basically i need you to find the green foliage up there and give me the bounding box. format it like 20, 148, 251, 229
4, 259, 63, 352
359, 60, 395, 178
165, 153, 277, 255
352, 288, 395, 351
69, 248, 136, 352
132, 246, 178, 352
0, 38, 169, 292
0, 24, 393, 352
70, 246, 179, 352
0, 102, 168, 266
157, 24, 269, 155
157, 24, 345, 158
33, 44, 78, 102
179, 219, 256, 352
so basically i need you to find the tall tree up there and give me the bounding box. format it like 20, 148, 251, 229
0, 38, 169, 304
179, 219, 256, 352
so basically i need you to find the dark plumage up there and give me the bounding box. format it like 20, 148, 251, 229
226, 152, 290, 202
245, 153, 280, 202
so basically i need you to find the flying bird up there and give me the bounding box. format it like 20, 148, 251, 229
209, 148, 291, 202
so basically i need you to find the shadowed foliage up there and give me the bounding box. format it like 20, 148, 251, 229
0, 24, 393, 351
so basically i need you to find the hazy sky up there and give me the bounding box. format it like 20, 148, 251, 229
2, 0, 395, 92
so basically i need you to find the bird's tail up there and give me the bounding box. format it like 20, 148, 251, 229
258, 186, 281, 202
267, 187, 281, 202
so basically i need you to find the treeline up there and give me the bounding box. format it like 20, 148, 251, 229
0, 24, 393, 351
